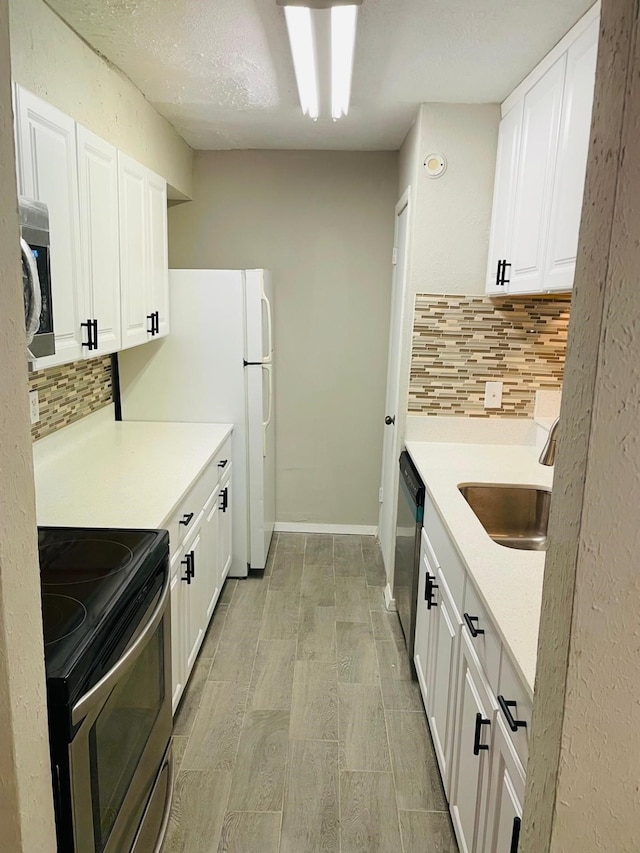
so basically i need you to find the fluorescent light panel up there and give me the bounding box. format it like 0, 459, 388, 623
284, 3, 358, 121
331, 5, 357, 120
284, 6, 319, 120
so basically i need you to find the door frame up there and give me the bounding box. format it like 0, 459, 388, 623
378, 186, 412, 601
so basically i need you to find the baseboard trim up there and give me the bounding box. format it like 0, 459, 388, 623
384, 583, 396, 611
274, 522, 378, 536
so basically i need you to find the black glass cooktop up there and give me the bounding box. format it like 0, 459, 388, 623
38, 527, 169, 717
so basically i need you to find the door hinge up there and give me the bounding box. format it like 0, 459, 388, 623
379, 487, 384, 503
391, 248, 398, 265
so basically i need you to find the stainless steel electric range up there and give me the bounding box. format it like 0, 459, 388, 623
39, 527, 173, 853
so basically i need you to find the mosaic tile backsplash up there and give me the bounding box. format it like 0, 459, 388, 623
409, 294, 571, 417
29, 355, 113, 441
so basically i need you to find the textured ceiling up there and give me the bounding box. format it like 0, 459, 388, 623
45, 0, 594, 150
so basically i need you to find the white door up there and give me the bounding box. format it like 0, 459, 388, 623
118, 151, 150, 349
170, 569, 185, 714
545, 18, 599, 292
414, 532, 435, 709
508, 56, 566, 294
76, 126, 121, 355
15, 86, 85, 367
450, 630, 495, 853
482, 715, 525, 853
201, 486, 221, 626
485, 103, 523, 295
147, 169, 170, 337
428, 567, 461, 797
220, 467, 233, 582
184, 530, 205, 673
378, 189, 411, 582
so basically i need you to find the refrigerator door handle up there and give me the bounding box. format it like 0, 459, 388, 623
261, 288, 273, 361
262, 363, 273, 457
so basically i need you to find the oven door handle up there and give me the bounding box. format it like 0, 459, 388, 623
71, 572, 170, 726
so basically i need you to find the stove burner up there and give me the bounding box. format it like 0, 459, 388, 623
40, 539, 134, 585
42, 594, 87, 645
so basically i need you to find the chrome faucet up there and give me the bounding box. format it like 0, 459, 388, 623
539, 417, 560, 466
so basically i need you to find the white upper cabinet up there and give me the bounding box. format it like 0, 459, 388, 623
119, 152, 150, 349
545, 19, 599, 291
485, 5, 600, 296
148, 170, 170, 339
119, 153, 170, 349
485, 103, 523, 295
77, 126, 121, 355
15, 86, 85, 367
508, 56, 566, 294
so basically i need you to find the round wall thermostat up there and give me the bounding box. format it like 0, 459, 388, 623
423, 153, 447, 178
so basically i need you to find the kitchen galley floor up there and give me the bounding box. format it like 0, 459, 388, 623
163, 533, 458, 853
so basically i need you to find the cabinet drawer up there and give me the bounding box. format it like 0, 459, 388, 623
497, 652, 533, 769
166, 457, 221, 558
463, 580, 502, 695
423, 492, 466, 611
214, 437, 232, 477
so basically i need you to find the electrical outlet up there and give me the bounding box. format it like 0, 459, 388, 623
29, 390, 40, 424
484, 381, 503, 409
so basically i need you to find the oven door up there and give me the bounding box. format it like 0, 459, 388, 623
68, 575, 172, 853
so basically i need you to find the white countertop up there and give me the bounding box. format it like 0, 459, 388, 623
33, 406, 233, 529
406, 439, 553, 695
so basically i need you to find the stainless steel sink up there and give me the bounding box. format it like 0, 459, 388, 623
458, 484, 551, 551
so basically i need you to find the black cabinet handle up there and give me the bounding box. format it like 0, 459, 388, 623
154, 310, 159, 335
473, 712, 490, 755
510, 816, 521, 853
217, 459, 228, 469
179, 512, 194, 526
188, 550, 195, 577
495, 259, 504, 287
384, 415, 395, 425
220, 487, 228, 512
147, 313, 156, 335
81, 319, 97, 350
498, 695, 527, 732
502, 261, 512, 286
426, 572, 438, 609
180, 552, 192, 584
464, 613, 485, 638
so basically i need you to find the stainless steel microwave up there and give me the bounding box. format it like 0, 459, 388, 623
20, 197, 55, 360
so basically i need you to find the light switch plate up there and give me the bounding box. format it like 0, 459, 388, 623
484, 381, 503, 409
29, 390, 40, 424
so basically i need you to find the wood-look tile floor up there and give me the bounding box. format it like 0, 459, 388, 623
163, 533, 458, 853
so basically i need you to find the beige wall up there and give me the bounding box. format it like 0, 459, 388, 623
403, 103, 500, 296
0, 0, 56, 847
168, 150, 398, 526
9, 0, 193, 198
523, 1, 640, 849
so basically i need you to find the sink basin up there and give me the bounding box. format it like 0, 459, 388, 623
458, 484, 551, 551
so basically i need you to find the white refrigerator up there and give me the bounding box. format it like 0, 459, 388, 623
118, 269, 275, 577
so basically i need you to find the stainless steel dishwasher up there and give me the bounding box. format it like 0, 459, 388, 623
393, 450, 425, 668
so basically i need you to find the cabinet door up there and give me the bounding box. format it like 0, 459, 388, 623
77, 126, 121, 355
220, 468, 233, 583
170, 571, 186, 714
427, 566, 461, 797
15, 86, 85, 366
148, 170, 170, 338
201, 486, 221, 627
482, 715, 525, 853
184, 530, 205, 674
545, 18, 599, 292
450, 630, 496, 853
508, 56, 566, 294
414, 531, 438, 710
485, 103, 523, 295
118, 152, 150, 349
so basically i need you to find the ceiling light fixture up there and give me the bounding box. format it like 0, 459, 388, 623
278, 0, 362, 122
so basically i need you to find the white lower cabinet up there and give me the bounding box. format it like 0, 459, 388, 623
450, 630, 496, 853
415, 492, 530, 853
167, 443, 232, 714
483, 716, 525, 853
